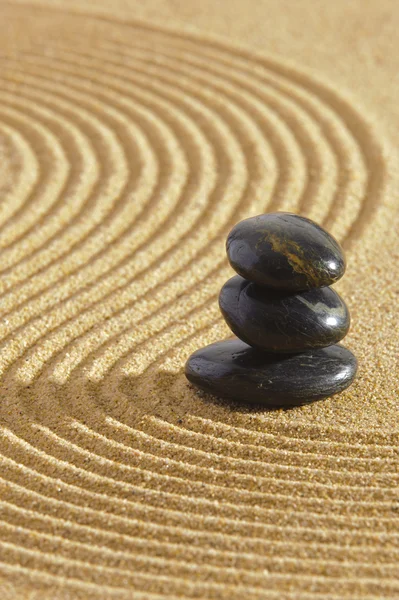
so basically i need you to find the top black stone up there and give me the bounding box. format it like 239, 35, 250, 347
226, 212, 346, 291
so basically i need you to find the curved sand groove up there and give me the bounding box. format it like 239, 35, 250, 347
2, 496, 399, 568
113, 22, 387, 246
32, 420, 399, 487
0, 100, 71, 253
0, 53, 196, 280
0, 119, 39, 229
101, 36, 368, 236
0, 21, 366, 368
2, 519, 399, 586
0, 3, 396, 600
21, 64, 372, 384
0, 57, 253, 338
103, 39, 364, 231
0, 47, 282, 276
3, 423, 399, 509
0, 77, 132, 279
0, 72, 185, 323
0, 91, 100, 266
0, 27, 368, 398
2, 535, 399, 599
2, 420, 399, 536
2, 471, 398, 553
7, 63, 354, 382
3, 103, 270, 376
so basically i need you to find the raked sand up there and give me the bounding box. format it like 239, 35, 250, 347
0, 1, 399, 598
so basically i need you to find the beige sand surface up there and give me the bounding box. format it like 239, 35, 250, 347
0, 0, 398, 598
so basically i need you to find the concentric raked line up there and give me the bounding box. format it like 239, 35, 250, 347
2, 471, 398, 556
0, 7, 288, 478
0, 561, 387, 600
0, 221, 390, 568
0, 87, 162, 288
0, 68, 146, 282
27, 39, 340, 364
0, 64, 193, 323
0, 35, 296, 328
1, 436, 398, 546
10, 364, 399, 524
0, 11, 348, 358
0, 92, 69, 234
0, 4, 393, 599
0, 84, 110, 268
0, 45, 258, 330
0, 88, 191, 324
58, 40, 330, 214
0, 61, 292, 380
20, 47, 374, 382
3, 413, 398, 507
1, 533, 398, 600
1, 533, 398, 599
0, 14, 390, 502
3, 384, 399, 528
2, 500, 399, 583
0, 99, 74, 251
74, 352, 395, 502
0, 481, 396, 585
3, 356, 396, 548
104, 37, 365, 235
57, 315, 395, 460
0, 28, 324, 580
0, 568, 385, 600
3, 370, 399, 592
2, 567, 167, 600
3, 32, 266, 292
2, 517, 398, 583
0, 47, 152, 260
95, 413, 399, 472
66, 22, 372, 244
0, 52, 197, 293
0, 486, 396, 600
34, 417, 399, 486
30, 61, 376, 434
0, 7, 386, 380
0, 454, 398, 580
9, 310, 390, 510
33, 49, 394, 584
0, 14, 260, 592
0, 102, 247, 380
24, 278, 399, 454
110, 17, 387, 246
0, 119, 39, 229
2, 497, 399, 569
64, 270, 393, 452
67, 58, 370, 380
4, 48, 356, 384
0, 18, 362, 390
2, 234, 378, 502
0, 56, 253, 342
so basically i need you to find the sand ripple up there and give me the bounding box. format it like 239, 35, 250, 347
0, 4, 396, 599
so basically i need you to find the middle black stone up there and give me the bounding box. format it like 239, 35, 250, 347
219, 275, 350, 353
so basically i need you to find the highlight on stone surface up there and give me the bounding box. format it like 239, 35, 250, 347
219, 275, 350, 353
185, 211, 356, 408
226, 212, 346, 292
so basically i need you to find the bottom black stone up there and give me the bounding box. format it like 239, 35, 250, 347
185, 339, 357, 408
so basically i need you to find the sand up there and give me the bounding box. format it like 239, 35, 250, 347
0, 0, 398, 598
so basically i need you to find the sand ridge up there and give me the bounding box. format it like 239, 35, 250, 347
0, 2, 398, 599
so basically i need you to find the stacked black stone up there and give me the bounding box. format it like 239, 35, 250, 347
185, 213, 357, 408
